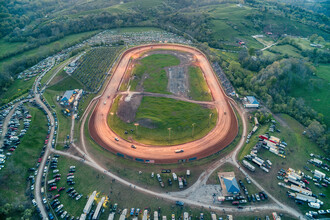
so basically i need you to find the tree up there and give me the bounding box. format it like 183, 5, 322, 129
248, 47, 256, 56
316, 36, 325, 44
21, 209, 32, 220
306, 120, 325, 141
309, 34, 318, 43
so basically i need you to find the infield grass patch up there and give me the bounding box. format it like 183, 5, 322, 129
130, 54, 180, 94
188, 66, 213, 101
109, 96, 217, 145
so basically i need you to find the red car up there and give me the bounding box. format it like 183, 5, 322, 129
45, 140, 48, 144
53, 194, 60, 199
55, 177, 61, 182
67, 173, 74, 176
302, 179, 309, 184
38, 158, 42, 163
8, 148, 15, 152
49, 186, 57, 191
58, 187, 65, 192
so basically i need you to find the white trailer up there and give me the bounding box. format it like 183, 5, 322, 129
108, 212, 115, 220
290, 185, 312, 196
308, 202, 320, 209
92, 196, 105, 219
183, 212, 189, 220
154, 211, 158, 220
80, 214, 87, 220
142, 210, 148, 220
83, 191, 96, 214
314, 170, 326, 179
211, 213, 217, 220
119, 209, 127, 220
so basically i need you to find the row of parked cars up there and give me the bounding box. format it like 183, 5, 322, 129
0, 103, 31, 170
46, 156, 83, 220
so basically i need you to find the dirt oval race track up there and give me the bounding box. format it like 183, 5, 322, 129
89, 44, 238, 163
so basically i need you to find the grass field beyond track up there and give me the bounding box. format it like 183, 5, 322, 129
109, 96, 217, 145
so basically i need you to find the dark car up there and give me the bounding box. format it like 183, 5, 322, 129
168, 178, 172, 186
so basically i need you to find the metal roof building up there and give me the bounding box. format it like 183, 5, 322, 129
218, 172, 240, 195
244, 96, 259, 108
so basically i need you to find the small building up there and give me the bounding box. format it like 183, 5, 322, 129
61, 90, 75, 106
244, 96, 259, 108
218, 172, 240, 196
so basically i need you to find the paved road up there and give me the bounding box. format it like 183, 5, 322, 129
33, 58, 72, 219
89, 44, 238, 163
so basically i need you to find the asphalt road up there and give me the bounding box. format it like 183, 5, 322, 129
89, 44, 238, 163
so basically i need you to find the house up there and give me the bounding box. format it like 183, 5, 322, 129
218, 172, 240, 195
244, 96, 259, 108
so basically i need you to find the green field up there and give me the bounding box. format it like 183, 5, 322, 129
109, 96, 217, 145
0, 106, 47, 219
0, 78, 35, 105
316, 64, 330, 81
0, 39, 26, 58
48, 71, 85, 91
239, 114, 330, 214
130, 54, 180, 94
270, 45, 303, 58
188, 66, 213, 101
290, 66, 330, 126
0, 31, 99, 71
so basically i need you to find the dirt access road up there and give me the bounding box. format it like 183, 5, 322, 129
89, 44, 238, 163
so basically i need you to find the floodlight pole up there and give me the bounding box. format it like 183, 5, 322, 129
208, 113, 213, 127
192, 123, 196, 137
134, 123, 139, 136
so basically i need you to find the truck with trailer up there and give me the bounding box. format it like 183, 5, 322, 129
242, 160, 255, 172
289, 192, 323, 205
290, 185, 312, 196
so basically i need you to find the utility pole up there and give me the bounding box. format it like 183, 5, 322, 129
168, 128, 172, 141
208, 113, 213, 127
192, 123, 196, 137
134, 123, 139, 136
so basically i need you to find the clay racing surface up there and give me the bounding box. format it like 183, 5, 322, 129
89, 44, 238, 163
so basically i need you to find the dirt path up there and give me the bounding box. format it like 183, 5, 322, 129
118, 91, 215, 106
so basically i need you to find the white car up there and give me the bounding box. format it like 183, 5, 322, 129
32, 199, 37, 207
61, 211, 67, 218
31, 185, 34, 191
43, 197, 47, 204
